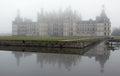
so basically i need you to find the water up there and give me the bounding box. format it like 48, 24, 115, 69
0, 42, 120, 76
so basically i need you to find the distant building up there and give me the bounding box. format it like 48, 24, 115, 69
12, 6, 111, 36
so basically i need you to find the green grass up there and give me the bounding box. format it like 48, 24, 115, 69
0, 36, 102, 41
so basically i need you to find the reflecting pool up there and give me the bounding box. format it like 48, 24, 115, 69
0, 42, 120, 76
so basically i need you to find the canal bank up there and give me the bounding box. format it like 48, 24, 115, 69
0, 38, 102, 49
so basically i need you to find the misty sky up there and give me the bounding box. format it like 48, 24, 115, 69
0, 0, 119, 34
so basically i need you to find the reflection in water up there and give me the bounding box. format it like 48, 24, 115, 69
11, 42, 110, 72
12, 52, 32, 66
0, 41, 120, 76
84, 42, 110, 73
36, 53, 81, 71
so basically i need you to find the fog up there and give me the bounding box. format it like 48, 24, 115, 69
0, 0, 119, 34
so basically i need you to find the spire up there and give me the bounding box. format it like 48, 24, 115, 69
41, 8, 44, 15
102, 5, 105, 9
102, 5, 105, 14
15, 9, 22, 22
66, 6, 72, 13
17, 9, 20, 18
100, 5, 107, 17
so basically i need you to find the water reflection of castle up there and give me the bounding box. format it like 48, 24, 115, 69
36, 53, 81, 71
12, 42, 110, 72
84, 42, 110, 73
12, 52, 32, 66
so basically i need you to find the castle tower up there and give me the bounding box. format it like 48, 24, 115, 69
101, 5, 107, 17
12, 9, 23, 36
101, 5, 111, 36
37, 8, 48, 36
14, 9, 23, 22
96, 5, 111, 36
17, 9, 20, 18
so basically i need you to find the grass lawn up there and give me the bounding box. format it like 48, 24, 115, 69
0, 36, 102, 41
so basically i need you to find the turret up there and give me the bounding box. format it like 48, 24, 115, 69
100, 5, 107, 18
13, 9, 23, 23
96, 5, 110, 23
12, 9, 23, 36
37, 8, 44, 22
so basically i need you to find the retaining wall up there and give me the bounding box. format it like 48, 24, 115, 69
0, 39, 101, 49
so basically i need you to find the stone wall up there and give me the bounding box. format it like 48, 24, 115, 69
0, 39, 101, 49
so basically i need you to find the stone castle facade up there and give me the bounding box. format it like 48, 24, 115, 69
12, 7, 111, 36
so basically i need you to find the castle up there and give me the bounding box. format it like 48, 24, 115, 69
12, 7, 111, 36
